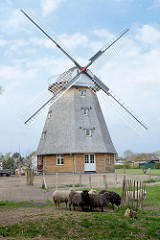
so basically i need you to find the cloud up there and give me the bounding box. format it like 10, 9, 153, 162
135, 25, 160, 45
0, 9, 30, 34
59, 32, 89, 50
148, 0, 160, 9
0, 65, 37, 93
41, 0, 66, 16
93, 29, 114, 41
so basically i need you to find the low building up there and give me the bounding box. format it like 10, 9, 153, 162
139, 161, 156, 169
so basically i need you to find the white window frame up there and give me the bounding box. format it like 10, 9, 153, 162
80, 90, 86, 96
84, 154, 95, 164
85, 129, 92, 136
83, 108, 88, 115
90, 154, 95, 163
56, 155, 64, 165
84, 154, 89, 163
81, 108, 89, 115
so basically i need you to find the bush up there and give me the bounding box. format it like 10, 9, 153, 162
115, 164, 131, 169
130, 164, 139, 169
115, 163, 139, 169
155, 163, 160, 169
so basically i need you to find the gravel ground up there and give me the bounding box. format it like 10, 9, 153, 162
0, 173, 158, 203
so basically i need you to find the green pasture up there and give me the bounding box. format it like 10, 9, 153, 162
0, 185, 160, 239
116, 168, 160, 176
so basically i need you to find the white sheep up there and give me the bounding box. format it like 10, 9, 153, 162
126, 189, 146, 202
75, 189, 97, 194
52, 188, 73, 209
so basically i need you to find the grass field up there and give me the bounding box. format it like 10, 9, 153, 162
116, 168, 160, 176
0, 185, 160, 239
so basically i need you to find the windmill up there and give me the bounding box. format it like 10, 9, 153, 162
19, 9, 148, 174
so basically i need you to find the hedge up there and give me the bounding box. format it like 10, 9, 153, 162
155, 163, 160, 169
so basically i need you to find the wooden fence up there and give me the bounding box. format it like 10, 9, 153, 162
121, 176, 146, 212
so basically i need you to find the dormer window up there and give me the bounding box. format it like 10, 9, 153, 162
42, 131, 47, 140
84, 108, 88, 115
85, 129, 92, 136
80, 90, 86, 96
82, 108, 89, 115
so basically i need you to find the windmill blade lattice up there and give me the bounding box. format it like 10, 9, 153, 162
18, 68, 80, 125
91, 28, 129, 71
21, 9, 81, 68
88, 81, 148, 134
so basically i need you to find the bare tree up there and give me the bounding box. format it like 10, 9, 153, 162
123, 150, 134, 158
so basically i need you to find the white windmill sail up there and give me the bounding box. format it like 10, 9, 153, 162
20, 9, 148, 134
18, 68, 81, 125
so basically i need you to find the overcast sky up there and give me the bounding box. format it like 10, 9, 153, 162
0, 0, 160, 157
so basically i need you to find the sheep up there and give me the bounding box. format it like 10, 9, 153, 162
69, 190, 90, 211
89, 193, 109, 212
126, 189, 147, 202
75, 189, 97, 194
52, 188, 73, 209
99, 190, 121, 210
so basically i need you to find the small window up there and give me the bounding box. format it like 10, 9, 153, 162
83, 108, 88, 115
48, 111, 52, 119
84, 155, 89, 163
42, 131, 47, 140
56, 155, 64, 165
90, 154, 95, 163
82, 108, 88, 115
80, 90, 86, 96
84, 154, 95, 164
85, 129, 92, 136
108, 154, 110, 164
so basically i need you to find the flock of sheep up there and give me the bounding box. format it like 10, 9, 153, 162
52, 188, 121, 212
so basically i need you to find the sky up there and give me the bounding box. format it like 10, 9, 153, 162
0, 0, 160, 157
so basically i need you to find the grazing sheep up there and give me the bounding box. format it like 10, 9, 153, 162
75, 189, 97, 194
89, 193, 109, 212
99, 190, 121, 210
52, 188, 73, 209
69, 190, 90, 211
126, 189, 146, 202
89, 189, 97, 194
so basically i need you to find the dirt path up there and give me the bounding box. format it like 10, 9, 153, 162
0, 174, 159, 204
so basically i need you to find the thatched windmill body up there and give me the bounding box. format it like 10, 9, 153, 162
20, 10, 148, 173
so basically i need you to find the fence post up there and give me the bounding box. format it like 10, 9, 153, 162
121, 176, 127, 207
89, 175, 92, 189
115, 170, 118, 184
26, 169, 34, 185
136, 181, 139, 211
73, 173, 75, 190
79, 172, 82, 186
56, 173, 58, 189
123, 167, 126, 175
103, 175, 108, 189
148, 168, 151, 180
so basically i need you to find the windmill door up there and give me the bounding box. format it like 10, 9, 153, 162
84, 154, 96, 171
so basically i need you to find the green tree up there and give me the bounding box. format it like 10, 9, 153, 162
2, 152, 14, 169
